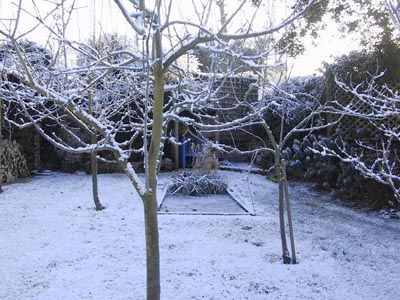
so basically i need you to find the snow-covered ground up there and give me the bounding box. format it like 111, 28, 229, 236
1, 171, 399, 300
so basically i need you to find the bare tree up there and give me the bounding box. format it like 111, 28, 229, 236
185, 72, 348, 263
0, 0, 317, 299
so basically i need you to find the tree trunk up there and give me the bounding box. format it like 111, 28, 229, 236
174, 121, 179, 170
282, 160, 296, 264
88, 86, 103, 211
90, 147, 103, 211
276, 152, 290, 264
33, 130, 41, 171
143, 192, 160, 300
216, 0, 229, 72
279, 179, 291, 264
142, 19, 164, 299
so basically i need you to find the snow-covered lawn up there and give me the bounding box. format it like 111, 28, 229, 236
1, 171, 399, 300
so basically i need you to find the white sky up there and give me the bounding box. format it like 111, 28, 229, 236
0, 0, 362, 76
288, 20, 361, 76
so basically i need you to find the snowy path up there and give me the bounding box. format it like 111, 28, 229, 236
0, 172, 399, 299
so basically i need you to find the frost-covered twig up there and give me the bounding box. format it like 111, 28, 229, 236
311, 75, 400, 204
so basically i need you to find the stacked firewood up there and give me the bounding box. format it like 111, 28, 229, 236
0, 140, 30, 183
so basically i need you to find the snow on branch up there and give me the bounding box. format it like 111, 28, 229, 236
310, 75, 400, 204
114, 0, 145, 35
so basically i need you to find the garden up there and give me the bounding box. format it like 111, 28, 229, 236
0, 1, 399, 299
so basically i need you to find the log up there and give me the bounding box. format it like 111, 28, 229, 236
0, 140, 30, 183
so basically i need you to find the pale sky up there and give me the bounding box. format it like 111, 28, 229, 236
288, 19, 361, 76
0, 0, 362, 76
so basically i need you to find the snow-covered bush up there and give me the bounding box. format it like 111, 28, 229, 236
321, 48, 400, 207
169, 145, 226, 196
168, 171, 227, 196
0, 40, 52, 78
324, 41, 400, 89
261, 75, 325, 138
283, 133, 398, 208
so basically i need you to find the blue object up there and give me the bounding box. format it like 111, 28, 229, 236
179, 136, 203, 168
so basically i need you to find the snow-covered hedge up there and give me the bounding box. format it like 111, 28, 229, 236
282, 134, 397, 208
261, 75, 325, 137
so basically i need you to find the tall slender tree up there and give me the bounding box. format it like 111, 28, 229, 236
0, 1, 318, 298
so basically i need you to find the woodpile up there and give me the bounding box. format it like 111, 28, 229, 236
0, 140, 30, 183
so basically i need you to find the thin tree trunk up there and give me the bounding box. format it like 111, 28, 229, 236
174, 121, 179, 170
279, 179, 291, 263
33, 130, 41, 171
90, 138, 103, 211
216, 0, 229, 72
88, 84, 103, 211
142, 15, 163, 299
276, 152, 290, 264
143, 191, 160, 300
282, 159, 296, 264
277, 87, 291, 264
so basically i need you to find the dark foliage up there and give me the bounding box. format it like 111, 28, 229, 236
282, 134, 397, 209
0, 40, 52, 67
